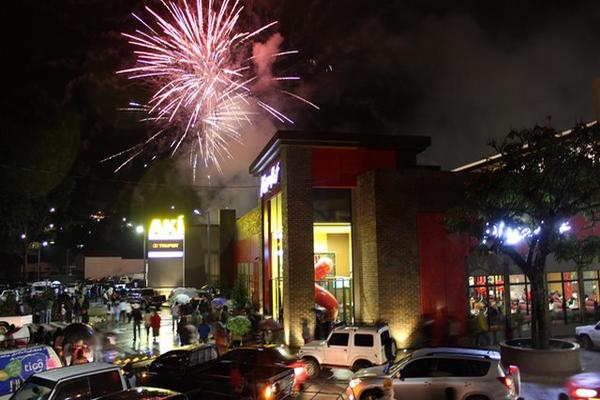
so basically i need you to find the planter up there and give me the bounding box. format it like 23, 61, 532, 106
500, 338, 581, 376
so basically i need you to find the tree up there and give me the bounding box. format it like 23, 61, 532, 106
230, 277, 250, 311
447, 123, 600, 349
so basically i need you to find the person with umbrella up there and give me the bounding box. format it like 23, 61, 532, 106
171, 302, 180, 332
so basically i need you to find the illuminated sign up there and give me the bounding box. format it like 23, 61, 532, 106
260, 162, 280, 197
148, 215, 184, 240
147, 216, 184, 258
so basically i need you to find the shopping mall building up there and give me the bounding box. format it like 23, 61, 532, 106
233, 128, 600, 348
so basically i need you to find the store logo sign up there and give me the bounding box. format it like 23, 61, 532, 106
148, 215, 185, 241
260, 162, 280, 197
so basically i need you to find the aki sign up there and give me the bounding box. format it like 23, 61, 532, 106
147, 215, 185, 258
260, 162, 280, 197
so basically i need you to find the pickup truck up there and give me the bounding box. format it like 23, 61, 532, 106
576, 321, 600, 349
129, 344, 294, 399
128, 288, 166, 309
11, 363, 127, 400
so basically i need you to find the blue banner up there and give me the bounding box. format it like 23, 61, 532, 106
0, 346, 57, 396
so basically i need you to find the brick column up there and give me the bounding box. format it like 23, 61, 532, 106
375, 171, 420, 348
354, 171, 380, 322
281, 145, 315, 347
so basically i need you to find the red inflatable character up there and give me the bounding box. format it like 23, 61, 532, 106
314, 257, 339, 321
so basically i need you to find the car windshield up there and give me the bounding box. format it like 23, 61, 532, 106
387, 353, 413, 375
11, 377, 55, 400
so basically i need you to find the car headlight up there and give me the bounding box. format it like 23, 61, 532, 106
349, 378, 361, 389
574, 388, 598, 398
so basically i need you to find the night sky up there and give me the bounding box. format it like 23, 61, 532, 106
2, 0, 600, 259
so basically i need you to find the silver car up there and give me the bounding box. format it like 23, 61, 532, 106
344, 347, 521, 400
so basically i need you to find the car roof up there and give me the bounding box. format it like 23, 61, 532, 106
34, 363, 118, 381
410, 347, 500, 360
333, 326, 384, 333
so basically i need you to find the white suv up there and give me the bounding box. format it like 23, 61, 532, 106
344, 347, 521, 400
575, 321, 600, 349
299, 325, 397, 378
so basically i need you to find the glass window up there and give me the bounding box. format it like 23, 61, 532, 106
464, 360, 491, 377
547, 273, 562, 282
583, 271, 598, 280
12, 377, 55, 400
380, 330, 391, 348
89, 371, 122, 398
354, 334, 374, 347
563, 272, 578, 281
510, 284, 528, 314
509, 274, 526, 284
54, 378, 90, 400
432, 358, 463, 377
328, 333, 349, 346
401, 359, 434, 378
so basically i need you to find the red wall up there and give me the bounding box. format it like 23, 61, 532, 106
417, 213, 469, 339
312, 148, 397, 187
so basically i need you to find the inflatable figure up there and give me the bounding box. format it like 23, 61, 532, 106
314, 257, 339, 321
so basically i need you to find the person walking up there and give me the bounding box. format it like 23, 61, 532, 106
198, 318, 211, 344
144, 309, 152, 340
131, 305, 143, 343
150, 310, 161, 342
46, 297, 54, 323
171, 302, 180, 332
301, 318, 311, 344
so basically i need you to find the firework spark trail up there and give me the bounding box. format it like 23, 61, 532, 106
109, 0, 316, 174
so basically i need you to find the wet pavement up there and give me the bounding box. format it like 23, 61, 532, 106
47, 304, 600, 399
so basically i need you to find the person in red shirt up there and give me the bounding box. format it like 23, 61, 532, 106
150, 310, 161, 342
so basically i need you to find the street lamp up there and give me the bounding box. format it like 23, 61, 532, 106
136, 225, 147, 287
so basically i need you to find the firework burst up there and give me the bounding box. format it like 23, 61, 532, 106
106, 0, 317, 176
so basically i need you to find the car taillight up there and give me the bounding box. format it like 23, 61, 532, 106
294, 366, 305, 376
497, 376, 513, 390
572, 388, 598, 398
509, 365, 519, 376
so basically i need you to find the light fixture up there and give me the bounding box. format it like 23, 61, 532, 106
135, 225, 144, 234
20, 234, 26, 240
193, 209, 201, 215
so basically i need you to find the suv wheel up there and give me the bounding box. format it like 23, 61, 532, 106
302, 357, 320, 379
352, 360, 372, 372
581, 335, 594, 350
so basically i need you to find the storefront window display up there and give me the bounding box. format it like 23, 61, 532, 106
469, 270, 600, 327
313, 223, 354, 323
263, 192, 283, 321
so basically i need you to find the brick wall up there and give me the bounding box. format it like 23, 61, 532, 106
236, 206, 262, 241
354, 168, 467, 348
281, 145, 315, 347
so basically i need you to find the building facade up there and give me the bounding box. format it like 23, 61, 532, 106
235, 131, 469, 347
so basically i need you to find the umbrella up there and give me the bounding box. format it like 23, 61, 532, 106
172, 293, 192, 305
211, 297, 228, 307
62, 323, 95, 343
258, 318, 282, 331
170, 287, 199, 301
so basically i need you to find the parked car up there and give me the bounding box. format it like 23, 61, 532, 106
298, 325, 397, 378
344, 347, 521, 400
0, 345, 62, 398
96, 387, 186, 400
222, 345, 308, 390
575, 321, 600, 349
132, 343, 294, 399
0, 290, 20, 302
129, 288, 166, 309
559, 372, 600, 400
10, 363, 127, 400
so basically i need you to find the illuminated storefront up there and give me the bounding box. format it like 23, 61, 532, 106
237, 130, 467, 347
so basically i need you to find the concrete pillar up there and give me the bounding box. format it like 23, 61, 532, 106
281, 145, 315, 347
